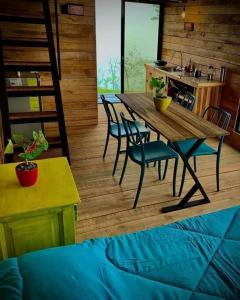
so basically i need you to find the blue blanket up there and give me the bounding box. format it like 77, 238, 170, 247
0, 206, 240, 300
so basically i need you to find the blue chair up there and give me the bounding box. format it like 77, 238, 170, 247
173, 90, 197, 171
165, 106, 231, 196
119, 112, 179, 209
101, 95, 150, 175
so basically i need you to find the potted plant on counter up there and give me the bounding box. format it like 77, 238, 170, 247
4, 131, 48, 187
150, 76, 172, 112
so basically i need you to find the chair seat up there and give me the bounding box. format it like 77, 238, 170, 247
129, 140, 178, 163
110, 121, 149, 138
176, 139, 217, 156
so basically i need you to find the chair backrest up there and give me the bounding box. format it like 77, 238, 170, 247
203, 106, 231, 131
120, 112, 145, 160
203, 106, 231, 151
173, 89, 195, 111
101, 94, 121, 131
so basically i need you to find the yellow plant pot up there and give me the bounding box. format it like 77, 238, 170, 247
154, 96, 172, 112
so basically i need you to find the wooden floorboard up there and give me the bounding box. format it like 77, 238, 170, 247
68, 104, 240, 243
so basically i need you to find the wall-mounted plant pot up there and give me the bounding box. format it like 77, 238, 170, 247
154, 96, 172, 112
15, 162, 38, 187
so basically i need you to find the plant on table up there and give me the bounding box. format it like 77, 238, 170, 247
150, 76, 167, 99
4, 131, 48, 187
150, 76, 172, 112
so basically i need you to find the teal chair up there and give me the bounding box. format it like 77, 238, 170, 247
173, 89, 197, 171
101, 95, 150, 175
164, 106, 231, 196
119, 113, 179, 209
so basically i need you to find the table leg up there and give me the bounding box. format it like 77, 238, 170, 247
162, 139, 210, 213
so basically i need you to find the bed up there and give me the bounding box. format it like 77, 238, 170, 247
0, 206, 239, 300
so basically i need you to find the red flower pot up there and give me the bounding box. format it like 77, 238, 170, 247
15, 162, 38, 187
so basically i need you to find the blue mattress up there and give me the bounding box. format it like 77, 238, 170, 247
0, 206, 240, 300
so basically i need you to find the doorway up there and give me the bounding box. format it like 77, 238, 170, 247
95, 0, 121, 100
123, 1, 161, 93
95, 0, 162, 100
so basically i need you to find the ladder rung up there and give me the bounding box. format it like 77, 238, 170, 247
0, 0, 70, 162
7, 86, 55, 97
14, 137, 62, 151
9, 112, 58, 124
4, 61, 52, 72
48, 137, 62, 149
0, 13, 45, 24
1, 38, 48, 48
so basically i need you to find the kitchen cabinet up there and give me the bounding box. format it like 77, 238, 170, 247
145, 64, 225, 116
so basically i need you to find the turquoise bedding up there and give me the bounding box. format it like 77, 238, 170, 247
0, 206, 240, 300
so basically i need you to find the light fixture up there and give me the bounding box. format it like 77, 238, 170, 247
181, 7, 186, 19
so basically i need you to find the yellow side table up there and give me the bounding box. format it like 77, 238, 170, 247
0, 157, 80, 260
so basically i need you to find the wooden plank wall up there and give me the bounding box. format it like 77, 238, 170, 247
0, 0, 98, 133
162, 0, 240, 149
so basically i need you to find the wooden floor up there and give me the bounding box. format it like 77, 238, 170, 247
67, 104, 240, 243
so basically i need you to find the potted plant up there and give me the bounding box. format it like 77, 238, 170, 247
4, 130, 48, 187
150, 76, 172, 112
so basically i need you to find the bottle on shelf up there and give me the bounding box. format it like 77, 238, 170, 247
207, 65, 214, 81
220, 66, 226, 82
194, 66, 202, 78
190, 61, 195, 75
185, 59, 191, 73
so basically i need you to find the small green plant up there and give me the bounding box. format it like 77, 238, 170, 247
4, 130, 48, 167
150, 76, 167, 99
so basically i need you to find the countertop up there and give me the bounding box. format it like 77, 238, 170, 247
145, 64, 225, 89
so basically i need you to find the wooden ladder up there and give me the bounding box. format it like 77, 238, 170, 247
0, 0, 70, 162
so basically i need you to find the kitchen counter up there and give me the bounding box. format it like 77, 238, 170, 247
145, 64, 224, 116
148, 65, 224, 88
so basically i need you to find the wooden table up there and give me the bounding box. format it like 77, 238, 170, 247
116, 93, 228, 213
0, 157, 80, 259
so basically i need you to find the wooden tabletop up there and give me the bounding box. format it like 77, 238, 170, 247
116, 93, 228, 142
0, 157, 80, 218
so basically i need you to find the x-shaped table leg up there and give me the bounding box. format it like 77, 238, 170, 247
162, 138, 210, 213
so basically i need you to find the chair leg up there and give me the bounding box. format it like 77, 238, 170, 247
153, 133, 160, 167
158, 160, 162, 180
112, 138, 121, 176
163, 159, 169, 180
133, 164, 145, 209
147, 132, 151, 142
146, 133, 150, 168
178, 164, 187, 197
119, 153, 128, 185
193, 156, 197, 172
103, 131, 110, 158
172, 158, 178, 197
216, 154, 220, 192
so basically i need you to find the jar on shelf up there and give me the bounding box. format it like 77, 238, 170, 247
207, 65, 214, 81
